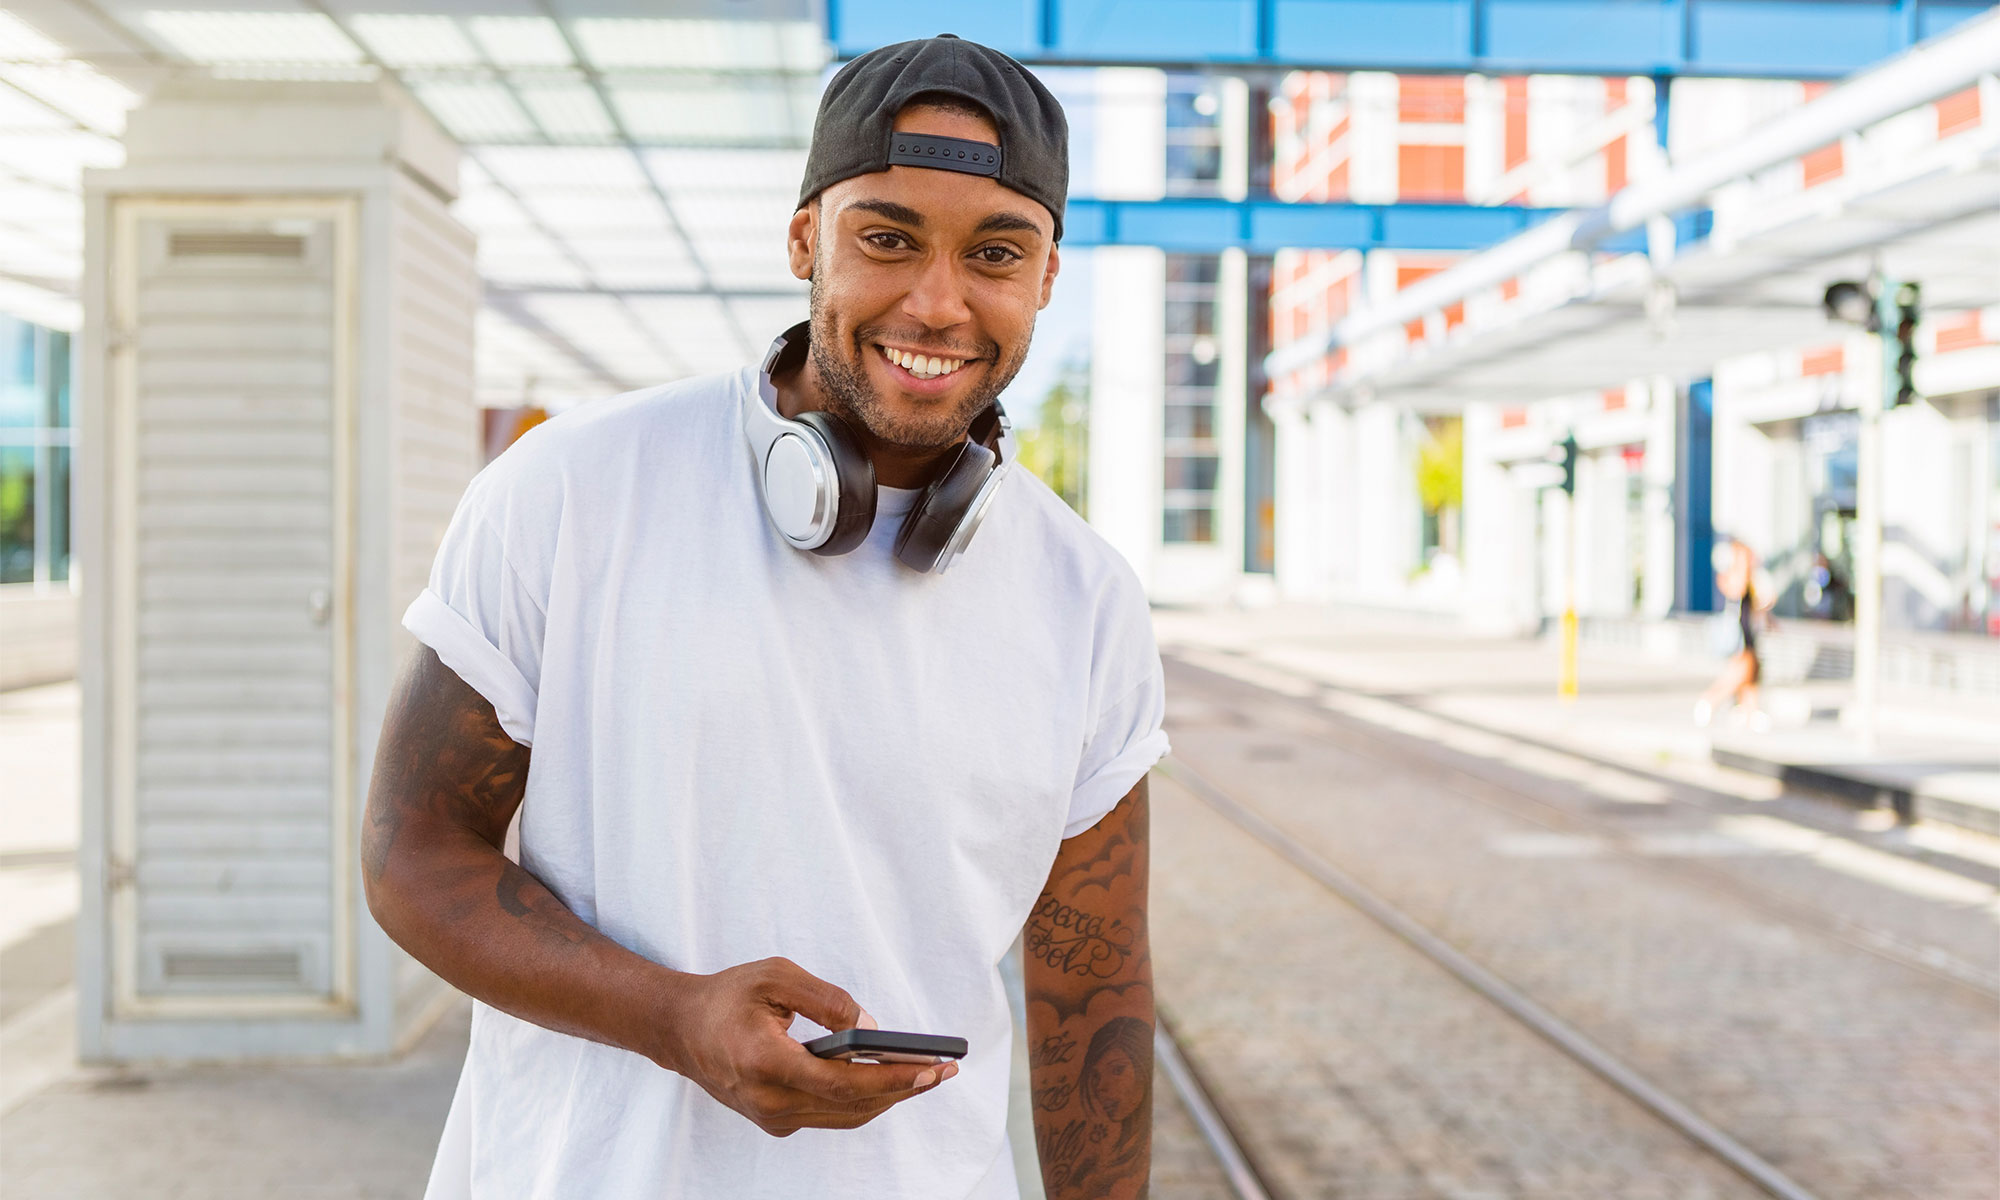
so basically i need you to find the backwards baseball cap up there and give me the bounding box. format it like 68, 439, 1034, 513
797, 35, 1070, 241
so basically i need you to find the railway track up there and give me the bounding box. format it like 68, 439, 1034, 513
1143, 655, 1999, 1200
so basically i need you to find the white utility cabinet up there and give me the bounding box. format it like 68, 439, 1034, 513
77, 78, 480, 1061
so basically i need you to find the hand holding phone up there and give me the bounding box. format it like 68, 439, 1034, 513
805, 1028, 969, 1065
660, 957, 955, 1138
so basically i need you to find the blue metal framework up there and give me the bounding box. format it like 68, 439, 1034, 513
1061, 197, 1707, 252
827, 0, 1995, 79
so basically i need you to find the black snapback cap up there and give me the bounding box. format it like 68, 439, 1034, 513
798, 34, 1070, 241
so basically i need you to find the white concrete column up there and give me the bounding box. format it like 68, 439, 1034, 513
1459, 402, 1525, 633
1350, 399, 1419, 596
1087, 246, 1166, 587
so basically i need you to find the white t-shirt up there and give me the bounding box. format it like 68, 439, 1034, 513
404, 366, 1169, 1200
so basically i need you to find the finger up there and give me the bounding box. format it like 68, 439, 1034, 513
776, 1049, 957, 1104
756, 958, 864, 1032
785, 1071, 957, 1127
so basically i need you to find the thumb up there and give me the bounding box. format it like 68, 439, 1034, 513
760, 958, 866, 1032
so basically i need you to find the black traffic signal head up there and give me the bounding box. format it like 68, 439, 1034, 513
1822, 280, 1880, 331
1559, 433, 1578, 496
1894, 281, 1921, 406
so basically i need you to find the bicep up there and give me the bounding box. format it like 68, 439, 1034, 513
1025, 776, 1150, 990
364, 644, 532, 878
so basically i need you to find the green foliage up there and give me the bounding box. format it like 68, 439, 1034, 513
1415, 416, 1462, 514
1016, 364, 1089, 516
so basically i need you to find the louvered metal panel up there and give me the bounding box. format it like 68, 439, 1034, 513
107, 198, 357, 1017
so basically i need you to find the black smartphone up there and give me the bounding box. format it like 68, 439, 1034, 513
804, 1029, 968, 1065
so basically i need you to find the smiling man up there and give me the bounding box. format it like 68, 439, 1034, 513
363, 34, 1167, 1200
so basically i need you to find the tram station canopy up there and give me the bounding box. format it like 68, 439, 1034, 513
1, 0, 825, 406
1267, 9, 2000, 410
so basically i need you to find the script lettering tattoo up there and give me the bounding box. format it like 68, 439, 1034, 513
1024, 778, 1155, 1200
1033, 1079, 1077, 1112
1030, 1031, 1079, 1070
1026, 898, 1136, 978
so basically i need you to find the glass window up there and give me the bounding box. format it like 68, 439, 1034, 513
1165, 404, 1215, 440
46, 330, 71, 428
0, 446, 34, 584
47, 444, 70, 583
0, 316, 37, 430
1163, 508, 1215, 544
1165, 256, 1220, 286
1164, 455, 1219, 491
1165, 355, 1219, 388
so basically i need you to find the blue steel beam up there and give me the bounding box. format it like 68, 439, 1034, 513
1060, 197, 1704, 253
827, 0, 1996, 79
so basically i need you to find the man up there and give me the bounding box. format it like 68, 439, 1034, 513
364, 34, 1167, 1200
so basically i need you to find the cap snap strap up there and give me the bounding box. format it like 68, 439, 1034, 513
887, 132, 1002, 177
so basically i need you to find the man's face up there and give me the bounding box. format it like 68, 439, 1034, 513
788, 105, 1061, 451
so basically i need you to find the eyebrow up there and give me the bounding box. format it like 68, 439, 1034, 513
850, 199, 925, 227
847, 198, 1046, 240
974, 211, 1044, 238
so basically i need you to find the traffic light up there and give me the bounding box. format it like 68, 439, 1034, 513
1559, 434, 1578, 496
1893, 281, 1921, 406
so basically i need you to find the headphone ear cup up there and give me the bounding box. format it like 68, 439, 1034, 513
895, 440, 997, 573
794, 410, 876, 555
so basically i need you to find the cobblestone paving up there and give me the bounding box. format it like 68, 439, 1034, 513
1151, 767, 1759, 1199
1155, 658, 2000, 1200
1150, 1064, 1238, 1198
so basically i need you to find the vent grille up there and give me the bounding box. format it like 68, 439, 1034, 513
168, 231, 307, 259
160, 949, 304, 984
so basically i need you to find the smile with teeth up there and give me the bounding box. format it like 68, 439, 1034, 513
879, 344, 970, 381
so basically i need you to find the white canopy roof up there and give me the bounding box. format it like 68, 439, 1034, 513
0, 0, 823, 405
1269, 10, 2000, 413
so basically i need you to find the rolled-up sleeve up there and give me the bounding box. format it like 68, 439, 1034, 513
1063, 558, 1170, 838
1065, 661, 1170, 838
403, 467, 550, 747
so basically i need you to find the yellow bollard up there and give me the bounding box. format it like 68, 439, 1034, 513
1559, 607, 1579, 703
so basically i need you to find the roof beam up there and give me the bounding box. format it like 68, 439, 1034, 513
828, 0, 1998, 80
1064, 197, 1585, 253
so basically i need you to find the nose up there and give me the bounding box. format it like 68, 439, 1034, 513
901, 250, 973, 332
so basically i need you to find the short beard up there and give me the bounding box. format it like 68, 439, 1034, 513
807, 247, 1032, 451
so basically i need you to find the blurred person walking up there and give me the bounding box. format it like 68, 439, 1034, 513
1695, 537, 1771, 730
361, 35, 1165, 1200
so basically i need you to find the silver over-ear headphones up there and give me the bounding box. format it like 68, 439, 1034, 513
740, 322, 1014, 574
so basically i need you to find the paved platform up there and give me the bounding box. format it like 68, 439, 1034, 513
1155, 604, 2000, 838
1712, 728, 2000, 836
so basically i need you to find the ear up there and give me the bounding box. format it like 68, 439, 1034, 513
1038, 242, 1061, 310
787, 204, 816, 281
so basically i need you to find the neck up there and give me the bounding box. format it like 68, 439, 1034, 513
776, 353, 965, 489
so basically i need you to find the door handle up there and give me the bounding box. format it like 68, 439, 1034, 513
308, 588, 332, 626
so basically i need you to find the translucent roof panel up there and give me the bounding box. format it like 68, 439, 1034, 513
3, 0, 822, 382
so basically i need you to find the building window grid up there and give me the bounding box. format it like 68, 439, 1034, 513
1164, 77, 1225, 199
0, 317, 75, 589
1163, 252, 1222, 545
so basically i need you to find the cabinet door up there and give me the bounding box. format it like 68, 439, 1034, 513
108, 199, 355, 1016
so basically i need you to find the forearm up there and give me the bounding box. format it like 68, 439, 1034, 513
366, 829, 691, 1068
362, 645, 693, 1072
1023, 779, 1155, 1200
1026, 941, 1154, 1200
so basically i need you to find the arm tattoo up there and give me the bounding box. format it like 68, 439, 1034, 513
1024, 777, 1155, 1200
364, 647, 613, 960
364, 646, 530, 881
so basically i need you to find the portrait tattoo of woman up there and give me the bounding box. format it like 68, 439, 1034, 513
1063, 1015, 1153, 1189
